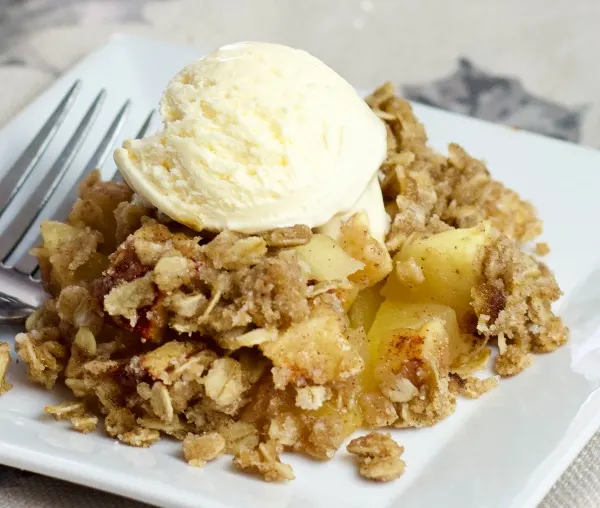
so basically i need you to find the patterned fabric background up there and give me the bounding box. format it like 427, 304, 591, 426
0, 0, 598, 507
403, 58, 585, 143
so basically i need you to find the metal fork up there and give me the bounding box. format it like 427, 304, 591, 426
0, 81, 155, 325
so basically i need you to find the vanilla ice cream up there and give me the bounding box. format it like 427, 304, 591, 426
114, 42, 388, 237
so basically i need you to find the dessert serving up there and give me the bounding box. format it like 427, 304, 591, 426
9, 42, 568, 483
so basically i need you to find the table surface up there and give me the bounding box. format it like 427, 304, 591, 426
0, 0, 598, 506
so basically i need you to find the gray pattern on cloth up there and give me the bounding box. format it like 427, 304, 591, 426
0, 0, 168, 73
404, 58, 586, 143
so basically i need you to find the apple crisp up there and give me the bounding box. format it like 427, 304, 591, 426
14, 85, 568, 483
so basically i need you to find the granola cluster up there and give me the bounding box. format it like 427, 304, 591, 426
95, 219, 312, 339
11, 85, 568, 484
347, 432, 405, 482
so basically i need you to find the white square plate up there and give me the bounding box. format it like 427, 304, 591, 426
1, 35, 600, 508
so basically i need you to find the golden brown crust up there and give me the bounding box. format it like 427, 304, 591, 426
44, 401, 98, 434
233, 441, 295, 482
260, 225, 312, 247
535, 242, 550, 256
183, 432, 226, 467
347, 432, 405, 482
472, 234, 567, 375
449, 373, 499, 399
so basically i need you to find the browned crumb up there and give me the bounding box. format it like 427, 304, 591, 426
472, 234, 567, 375
0, 342, 12, 395
260, 305, 363, 389
70, 415, 99, 433
68, 169, 134, 254
347, 432, 405, 482
535, 242, 550, 256
261, 225, 312, 247
15, 332, 67, 389
44, 401, 98, 434
103, 407, 161, 447
449, 373, 499, 399
494, 345, 534, 376
359, 392, 398, 428
233, 441, 295, 482
104, 408, 137, 437
393, 387, 457, 429
119, 427, 161, 447
183, 432, 226, 467
44, 401, 87, 419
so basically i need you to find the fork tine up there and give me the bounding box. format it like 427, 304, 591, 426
0, 81, 81, 216
112, 109, 155, 183
135, 110, 156, 139
83, 99, 132, 175
0, 90, 106, 263
11, 99, 131, 276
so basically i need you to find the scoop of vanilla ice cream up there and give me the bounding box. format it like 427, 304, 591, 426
114, 42, 388, 235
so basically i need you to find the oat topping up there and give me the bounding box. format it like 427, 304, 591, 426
44, 401, 98, 434
103, 274, 156, 327
449, 373, 499, 399
347, 432, 405, 482
295, 386, 331, 410
261, 225, 312, 247
70, 415, 99, 434
535, 242, 550, 256
183, 432, 226, 467
202, 358, 247, 410
359, 392, 398, 428
13, 84, 568, 485
233, 441, 295, 482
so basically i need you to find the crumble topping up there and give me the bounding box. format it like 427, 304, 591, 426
347, 432, 405, 482
472, 233, 567, 373
13, 84, 568, 486
44, 401, 98, 434
183, 432, 226, 467
535, 242, 550, 256
449, 373, 499, 399
233, 441, 295, 482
